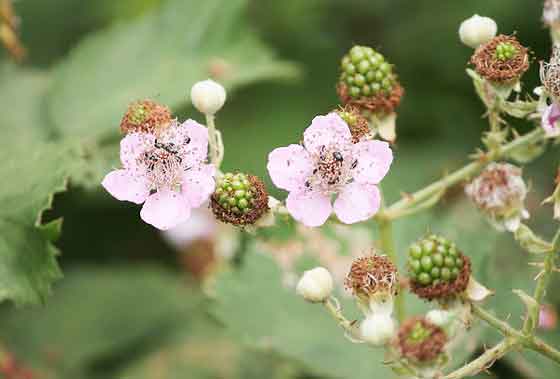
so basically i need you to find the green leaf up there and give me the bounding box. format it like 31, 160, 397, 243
0, 141, 78, 306
0, 64, 53, 143
0, 265, 206, 377
47, 0, 300, 141
211, 249, 392, 379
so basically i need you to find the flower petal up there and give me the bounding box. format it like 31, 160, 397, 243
285, 190, 332, 227
140, 190, 191, 230
102, 169, 149, 204
303, 113, 352, 155
120, 132, 154, 170
267, 144, 313, 192
182, 163, 215, 208
175, 119, 209, 164
333, 182, 380, 224
542, 103, 560, 137
352, 140, 393, 184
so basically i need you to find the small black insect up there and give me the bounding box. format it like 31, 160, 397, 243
333, 151, 343, 162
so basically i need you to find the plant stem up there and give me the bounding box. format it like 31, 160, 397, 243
523, 250, 556, 335
377, 203, 405, 322
471, 304, 524, 339
385, 128, 544, 220
442, 339, 515, 379
205, 113, 220, 167
323, 297, 359, 339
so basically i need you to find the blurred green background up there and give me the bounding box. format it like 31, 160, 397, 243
1, 0, 559, 378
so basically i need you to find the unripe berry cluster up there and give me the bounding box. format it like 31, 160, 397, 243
211, 172, 268, 226
470, 34, 529, 83
120, 99, 172, 134
335, 106, 370, 143
407, 235, 471, 300
396, 317, 447, 363
339, 46, 396, 99
494, 42, 518, 61
407, 235, 463, 286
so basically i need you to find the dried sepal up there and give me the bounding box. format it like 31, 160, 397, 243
335, 105, 370, 143
338, 82, 404, 115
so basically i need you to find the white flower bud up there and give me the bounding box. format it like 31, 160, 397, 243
459, 15, 497, 48
296, 267, 333, 303
360, 314, 395, 346
190, 79, 226, 115
426, 309, 454, 328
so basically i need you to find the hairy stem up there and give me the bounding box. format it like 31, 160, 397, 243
443, 339, 515, 379
323, 297, 359, 340
523, 250, 555, 335
385, 128, 544, 220
205, 113, 220, 167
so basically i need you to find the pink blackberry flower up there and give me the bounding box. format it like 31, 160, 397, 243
542, 103, 560, 137
267, 113, 393, 227
102, 120, 215, 230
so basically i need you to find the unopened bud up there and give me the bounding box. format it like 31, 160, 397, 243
190, 79, 226, 115
426, 309, 454, 328
296, 267, 333, 303
459, 15, 497, 48
360, 313, 395, 346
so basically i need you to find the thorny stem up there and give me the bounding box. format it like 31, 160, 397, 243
323, 296, 360, 340
384, 128, 544, 220
442, 339, 514, 379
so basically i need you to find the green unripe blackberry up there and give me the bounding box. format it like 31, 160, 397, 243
211, 172, 269, 226
337, 45, 403, 114
339, 46, 396, 98
494, 42, 517, 61
407, 234, 472, 301
396, 317, 447, 363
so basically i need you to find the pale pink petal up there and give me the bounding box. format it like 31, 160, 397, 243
182, 163, 215, 208
542, 103, 560, 137
101, 169, 150, 204
120, 132, 154, 169
333, 182, 380, 224
285, 190, 332, 227
140, 190, 191, 230
175, 119, 209, 164
267, 145, 313, 192
352, 140, 393, 184
303, 113, 352, 154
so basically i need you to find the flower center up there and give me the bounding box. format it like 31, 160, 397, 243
306, 145, 356, 194
141, 138, 188, 191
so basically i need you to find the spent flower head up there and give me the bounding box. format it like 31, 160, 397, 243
120, 99, 172, 134
396, 317, 448, 363
337, 45, 403, 115
345, 254, 398, 314
465, 162, 529, 232
541, 46, 560, 102
210, 172, 269, 226
102, 119, 215, 230
335, 105, 371, 143
407, 234, 471, 301
267, 112, 393, 227
470, 35, 529, 83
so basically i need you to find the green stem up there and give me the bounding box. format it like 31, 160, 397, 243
385, 128, 544, 220
323, 297, 359, 339
443, 339, 515, 379
472, 304, 524, 339
205, 113, 220, 167
377, 208, 405, 322
523, 250, 556, 334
